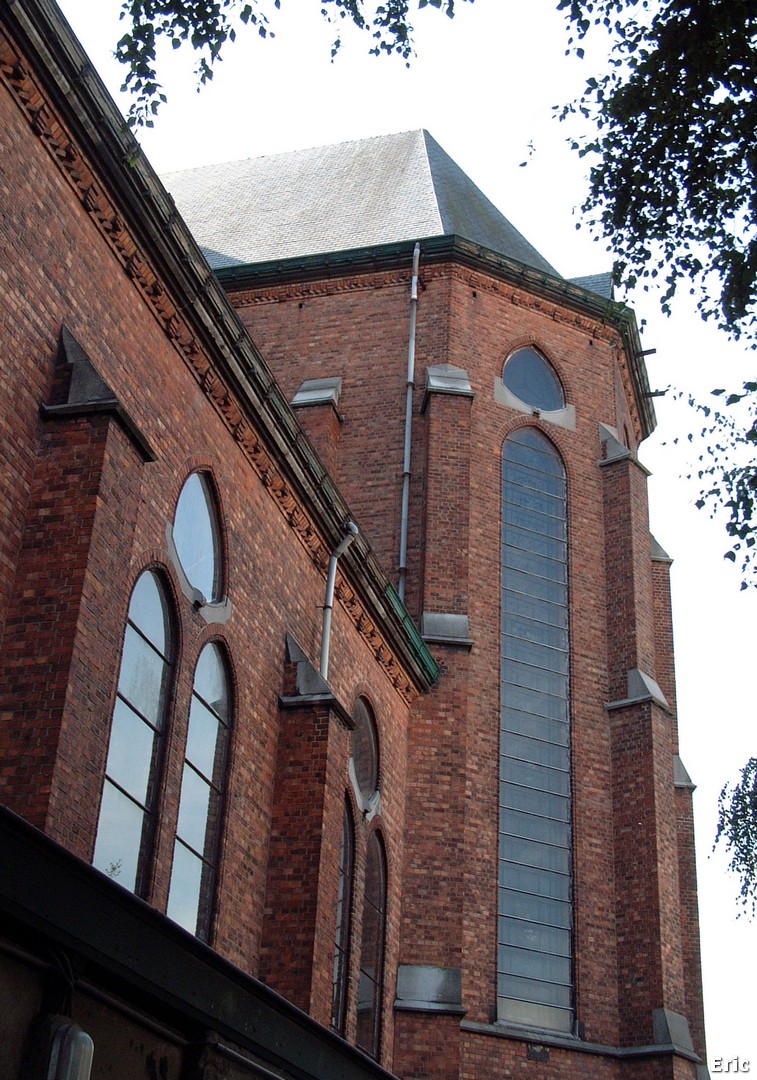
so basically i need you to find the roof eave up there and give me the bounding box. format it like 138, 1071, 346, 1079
217, 236, 656, 438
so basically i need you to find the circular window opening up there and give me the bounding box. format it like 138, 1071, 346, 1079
352, 698, 379, 798
173, 472, 221, 603
503, 347, 565, 412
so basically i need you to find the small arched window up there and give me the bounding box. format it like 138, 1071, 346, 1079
93, 570, 174, 893
173, 472, 222, 603
503, 347, 565, 412
167, 641, 231, 938
331, 799, 355, 1034
356, 831, 387, 1060
351, 697, 379, 801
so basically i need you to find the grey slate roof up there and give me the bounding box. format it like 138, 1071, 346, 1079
569, 272, 614, 299
163, 130, 561, 277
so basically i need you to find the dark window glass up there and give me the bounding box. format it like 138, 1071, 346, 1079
93, 571, 173, 893
167, 642, 231, 939
499, 429, 573, 1032
356, 832, 386, 1060
503, 348, 565, 412
352, 698, 379, 799
173, 472, 221, 602
331, 800, 355, 1034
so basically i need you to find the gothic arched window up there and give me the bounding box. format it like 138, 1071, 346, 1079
498, 427, 573, 1033
356, 831, 387, 1060
167, 641, 232, 938
93, 570, 174, 894
331, 798, 355, 1034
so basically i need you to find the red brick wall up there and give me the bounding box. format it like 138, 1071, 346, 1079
0, 67, 415, 1066
227, 261, 702, 1070
1, 28, 705, 1076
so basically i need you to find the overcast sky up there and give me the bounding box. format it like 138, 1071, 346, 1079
55, 0, 757, 1067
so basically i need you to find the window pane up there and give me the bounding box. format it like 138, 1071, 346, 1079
185, 696, 222, 781
499, 997, 574, 1033
503, 524, 566, 563
501, 708, 569, 747
118, 625, 170, 726
500, 756, 570, 797
501, 684, 569, 723
503, 348, 565, 412
504, 461, 566, 500
173, 473, 220, 602
498, 972, 572, 1009
502, 658, 568, 700
500, 781, 570, 822
499, 946, 571, 985
500, 808, 572, 849
499, 887, 572, 928
356, 834, 386, 1059
498, 861, 571, 900
504, 489, 566, 530
92, 781, 144, 891
502, 635, 568, 675
94, 571, 172, 898
168, 643, 231, 940
105, 698, 156, 804
501, 730, 570, 770
499, 916, 571, 958
503, 589, 568, 629
166, 841, 203, 933
500, 834, 571, 875
331, 802, 354, 1033
503, 546, 567, 587
176, 764, 211, 855
127, 571, 170, 656
193, 643, 229, 719
352, 698, 379, 798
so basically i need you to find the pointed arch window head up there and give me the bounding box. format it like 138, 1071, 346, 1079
503, 348, 565, 413
173, 472, 222, 604
93, 570, 174, 894
167, 641, 231, 939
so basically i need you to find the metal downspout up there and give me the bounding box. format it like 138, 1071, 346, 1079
320, 522, 359, 679
398, 242, 421, 603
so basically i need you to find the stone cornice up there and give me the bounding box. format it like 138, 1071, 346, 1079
0, 0, 437, 699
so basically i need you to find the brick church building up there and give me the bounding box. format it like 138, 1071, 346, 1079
0, 1, 707, 1077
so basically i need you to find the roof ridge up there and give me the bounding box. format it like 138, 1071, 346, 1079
162, 128, 431, 180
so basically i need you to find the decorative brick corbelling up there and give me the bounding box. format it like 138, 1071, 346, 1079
0, 24, 417, 704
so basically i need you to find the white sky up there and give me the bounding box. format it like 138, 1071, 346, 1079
56, 0, 757, 1067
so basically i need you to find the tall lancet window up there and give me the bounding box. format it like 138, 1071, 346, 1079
499, 427, 573, 1033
